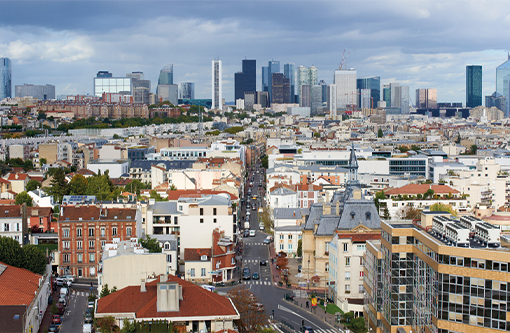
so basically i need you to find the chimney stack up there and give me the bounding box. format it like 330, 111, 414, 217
141, 279, 146, 292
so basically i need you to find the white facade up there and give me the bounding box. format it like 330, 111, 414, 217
269, 187, 298, 209
0, 217, 23, 244
212, 60, 222, 110
274, 226, 301, 256
87, 160, 130, 178
28, 189, 54, 208
334, 68, 357, 109
381, 198, 469, 219
327, 84, 337, 114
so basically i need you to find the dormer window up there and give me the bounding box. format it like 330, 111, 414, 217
366, 212, 371, 220
201, 255, 208, 261
350, 212, 355, 220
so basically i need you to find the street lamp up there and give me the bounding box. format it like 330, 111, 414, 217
307, 255, 310, 290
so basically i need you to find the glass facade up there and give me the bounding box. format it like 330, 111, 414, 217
389, 158, 427, 177
94, 78, 132, 96
357, 76, 380, 108
178, 82, 195, 100
267, 60, 280, 103
466, 65, 482, 108
158, 64, 173, 85
284, 63, 295, 102
234, 59, 256, 101
0, 57, 12, 100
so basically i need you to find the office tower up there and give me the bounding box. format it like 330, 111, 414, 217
334, 68, 357, 109
284, 63, 295, 103
311, 85, 322, 115
178, 82, 195, 99
94, 75, 132, 97
416, 88, 438, 109
234, 59, 256, 101
297, 66, 309, 105
496, 55, 510, 115
212, 60, 222, 110
300, 85, 311, 107
157, 84, 178, 105
382, 84, 391, 106
262, 66, 269, 92
97, 71, 112, 78
271, 73, 284, 104
318, 80, 328, 103
400, 86, 410, 114
256, 91, 269, 108
244, 92, 256, 110
327, 84, 337, 115
466, 65, 482, 108
485, 92, 506, 112
15, 84, 55, 100
158, 64, 173, 85
359, 89, 371, 109
134, 87, 149, 104
309, 66, 318, 86
127, 72, 151, 92
357, 76, 380, 108
126, 72, 144, 80
283, 77, 291, 103
390, 83, 400, 108
0, 58, 11, 100
267, 60, 280, 102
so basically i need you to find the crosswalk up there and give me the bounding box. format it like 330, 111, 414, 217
244, 242, 266, 246
71, 290, 90, 297
265, 323, 341, 333
243, 280, 272, 285
243, 259, 265, 264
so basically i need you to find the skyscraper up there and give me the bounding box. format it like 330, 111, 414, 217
15, 84, 55, 100
496, 55, 510, 116
382, 84, 391, 106
271, 73, 284, 104
284, 63, 295, 103
0, 58, 12, 100
357, 76, 380, 109
327, 84, 337, 115
234, 59, 256, 101
309, 66, 318, 86
262, 66, 269, 92
178, 82, 195, 99
127, 72, 151, 92
300, 85, 311, 108
318, 80, 328, 104
334, 68, 357, 109
311, 85, 323, 115
297, 65, 319, 106
158, 64, 173, 85
400, 86, 410, 114
212, 60, 222, 110
267, 60, 280, 103
466, 65, 482, 108
416, 88, 438, 109
359, 89, 371, 110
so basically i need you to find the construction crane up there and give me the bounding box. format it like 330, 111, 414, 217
339, 50, 351, 70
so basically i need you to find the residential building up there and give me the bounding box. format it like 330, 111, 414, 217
184, 248, 212, 282
212, 60, 222, 110
178, 82, 195, 100
152, 234, 179, 275
129, 160, 195, 184
58, 205, 141, 277
38, 143, 73, 165
0, 262, 51, 333
466, 65, 482, 108
334, 68, 357, 109
0, 57, 11, 100
95, 274, 240, 332
416, 88, 438, 109
364, 219, 510, 333
15, 84, 55, 100
9, 144, 30, 161
234, 59, 256, 101
269, 187, 298, 209
0, 205, 28, 245
357, 76, 380, 109
4, 172, 29, 194
97, 238, 169, 294
28, 189, 54, 208
27, 207, 53, 232
87, 159, 130, 178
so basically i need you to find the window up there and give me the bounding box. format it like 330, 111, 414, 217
77, 228, 82, 237
345, 257, 350, 266
101, 241, 105, 248
357, 244, 365, 251
359, 285, 364, 293
280, 235, 284, 240
288, 244, 293, 251
63, 228, 70, 238
231, 257, 235, 265
100, 228, 105, 237
63, 254, 70, 263
167, 255, 172, 262
3, 223, 8, 232
190, 268, 195, 277
360, 271, 364, 277
88, 228, 94, 237
325, 263, 329, 272
89, 253, 95, 263
112, 227, 117, 236
366, 212, 371, 220
213, 208, 217, 215
201, 255, 208, 261
280, 244, 284, 250
213, 218, 217, 223
288, 235, 293, 240
343, 243, 348, 252
325, 242, 329, 253
345, 284, 350, 292
200, 208, 204, 215
360, 257, 364, 266
174, 216, 178, 225
164, 243, 170, 250
63, 241, 70, 250
89, 240, 94, 249
77, 241, 83, 250
126, 227, 132, 237
200, 218, 204, 223
345, 271, 350, 280
39, 217, 44, 225
201, 268, 206, 277
77, 254, 83, 263
15, 223, 19, 231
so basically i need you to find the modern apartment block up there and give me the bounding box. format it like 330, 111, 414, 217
15, 84, 55, 101
364, 218, 510, 333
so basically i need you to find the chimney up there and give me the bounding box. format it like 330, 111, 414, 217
336, 201, 340, 216
160, 274, 168, 283
15, 174, 18, 180
141, 279, 146, 292
322, 202, 331, 215
60, 206, 64, 217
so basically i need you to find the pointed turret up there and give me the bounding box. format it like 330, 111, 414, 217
347, 143, 358, 182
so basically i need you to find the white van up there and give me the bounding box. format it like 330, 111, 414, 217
249, 230, 256, 237
60, 287, 68, 297
83, 323, 93, 333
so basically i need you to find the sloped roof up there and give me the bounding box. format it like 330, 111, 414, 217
0, 205, 22, 218
96, 274, 237, 319
58, 206, 136, 222
0, 262, 42, 306
384, 184, 459, 196
184, 248, 212, 261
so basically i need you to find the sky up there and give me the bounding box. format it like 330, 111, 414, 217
1, 0, 509, 104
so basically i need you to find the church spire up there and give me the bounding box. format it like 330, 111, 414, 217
348, 143, 358, 181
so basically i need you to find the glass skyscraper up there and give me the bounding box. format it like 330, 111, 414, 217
466, 65, 482, 108
262, 66, 269, 92
267, 60, 280, 103
356, 76, 380, 109
234, 59, 256, 101
284, 63, 295, 103
212, 60, 222, 110
496, 56, 510, 116
178, 82, 195, 99
0, 58, 12, 100
158, 64, 173, 85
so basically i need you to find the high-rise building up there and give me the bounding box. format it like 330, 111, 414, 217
416, 88, 438, 109
311, 85, 323, 115
15, 84, 55, 100
486, 92, 506, 112
158, 64, 173, 85
309, 66, 318, 86
178, 82, 195, 100
334, 68, 357, 109
466, 65, 482, 108
390, 82, 400, 108
359, 88, 371, 110
157, 84, 178, 105
133, 87, 149, 104
271, 73, 284, 104
400, 86, 410, 114
97, 71, 112, 78
382, 84, 391, 106
94, 75, 132, 97
267, 61, 280, 103
497, 56, 510, 117
234, 59, 256, 101
284, 63, 295, 103
127, 72, 151, 92
262, 66, 269, 92
300, 85, 311, 108
212, 60, 222, 110
256, 91, 269, 108
297, 66, 319, 106
357, 76, 380, 109
326, 84, 337, 115
318, 80, 328, 104
0, 58, 11, 100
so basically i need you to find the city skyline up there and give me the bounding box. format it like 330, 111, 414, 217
0, 1, 507, 104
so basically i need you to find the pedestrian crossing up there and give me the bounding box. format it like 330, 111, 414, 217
312, 328, 342, 333
244, 242, 266, 246
243, 280, 271, 285
71, 290, 90, 297
243, 259, 264, 264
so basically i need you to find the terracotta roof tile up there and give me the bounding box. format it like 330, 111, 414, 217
76, 169, 96, 175
0, 205, 22, 217
58, 205, 136, 222
166, 190, 238, 201
184, 248, 212, 261
0, 262, 42, 306
384, 184, 459, 196
6, 173, 28, 181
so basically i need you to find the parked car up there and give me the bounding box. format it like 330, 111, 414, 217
242, 272, 251, 280
243, 230, 250, 237
58, 297, 67, 307
259, 223, 265, 231
52, 315, 62, 325
263, 238, 270, 244
48, 324, 60, 332
260, 259, 268, 266
55, 278, 67, 286
249, 230, 256, 237
84, 315, 93, 324
87, 301, 94, 309
63, 275, 75, 283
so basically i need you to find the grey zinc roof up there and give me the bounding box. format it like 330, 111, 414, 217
130, 159, 196, 171
337, 199, 382, 230
316, 216, 340, 236
298, 165, 349, 173
152, 234, 178, 251
150, 201, 180, 215
270, 187, 296, 196
274, 208, 306, 220
275, 225, 303, 232
197, 194, 231, 206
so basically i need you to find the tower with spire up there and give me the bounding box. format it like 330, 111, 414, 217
347, 143, 358, 182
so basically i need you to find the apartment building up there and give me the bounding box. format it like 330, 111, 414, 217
0, 205, 28, 245
58, 205, 141, 277
365, 219, 510, 333
39, 142, 74, 164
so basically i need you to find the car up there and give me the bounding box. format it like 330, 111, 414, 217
84, 315, 93, 324
249, 182, 253, 187
52, 315, 62, 325
87, 301, 94, 309
63, 275, 75, 283
58, 297, 67, 307
263, 238, 270, 244
215, 281, 226, 287
85, 308, 93, 316
54, 278, 67, 286
259, 223, 265, 231
83, 323, 93, 333
298, 265, 302, 273
57, 303, 65, 315
260, 260, 268, 266
252, 205, 257, 211
301, 326, 314, 333
253, 195, 258, 200
243, 230, 250, 237
258, 183, 262, 187
242, 273, 251, 280
252, 272, 259, 280
267, 235, 274, 242
243, 267, 250, 275
48, 324, 60, 333
249, 230, 256, 237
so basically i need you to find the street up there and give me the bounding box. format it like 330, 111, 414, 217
59, 280, 97, 333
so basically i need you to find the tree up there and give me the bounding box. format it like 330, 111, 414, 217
261, 155, 268, 169
37, 111, 46, 120
123, 179, 149, 196
15, 191, 33, 207
430, 202, 458, 217
313, 132, 321, 138
139, 235, 162, 253
169, 184, 177, 191
25, 179, 41, 192
259, 207, 274, 232
97, 316, 117, 333
0, 236, 24, 268
470, 144, 478, 155
398, 206, 421, 220
397, 146, 409, 153
373, 191, 386, 211
120, 318, 136, 333
423, 189, 434, 199
22, 245, 47, 274
68, 174, 88, 195
22, 160, 34, 171
455, 133, 461, 144
382, 206, 390, 220
377, 129, 383, 138
227, 286, 267, 333
100, 283, 111, 298
223, 126, 245, 135
150, 190, 166, 201
112, 134, 121, 139
39, 158, 47, 166
297, 239, 302, 257
86, 171, 116, 201
46, 168, 69, 203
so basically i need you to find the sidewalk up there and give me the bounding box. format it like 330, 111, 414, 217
285, 297, 345, 331
37, 286, 60, 333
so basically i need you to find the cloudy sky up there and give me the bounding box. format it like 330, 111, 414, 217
1, 0, 508, 104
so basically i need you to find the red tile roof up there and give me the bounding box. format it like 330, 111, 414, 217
27, 207, 53, 217
0, 262, 42, 306
184, 248, 212, 261
58, 205, 136, 222
96, 275, 237, 319
384, 184, 459, 196
0, 178, 10, 184
76, 169, 96, 176
6, 173, 28, 181
0, 205, 22, 217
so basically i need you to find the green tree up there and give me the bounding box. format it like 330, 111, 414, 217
398, 146, 409, 153
50, 301, 59, 315
86, 171, 116, 201
22, 160, 33, 171
383, 206, 390, 220
100, 283, 111, 298
430, 202, 458, 217
120, 318, 136, 333
455, 133, 461, 144
25, 179, 41, 192
39, 158, 47, 166
68, 174, 88, 195
21, 245, 47, 274
470, 144, 478, 155
149, 190, 166, 201
123, 179, 149, 196
112, 134, 121, 139
261, 155, 268, 169
411, 145, 421, 152
139, 235, 162, 253
423, 189, 434, 199
313, 132, 321, 138
373, 191, 386, 211
297, 239, 302, 257
224, 126, 245, 135
377, 129, 383, 138
46, 168, 69, 203
97, 316, 117, 333
37, 111, 46, 120
15, 191, 33, 207
0, 236, 24, 268
169, 184, 177, 191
